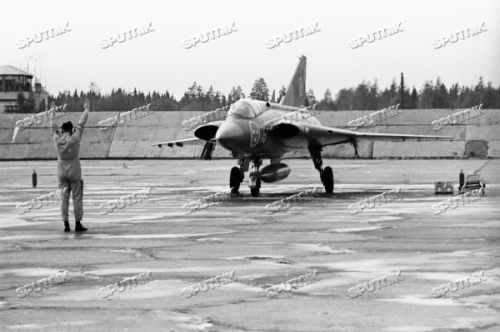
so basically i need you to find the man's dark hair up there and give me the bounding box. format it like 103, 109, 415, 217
61, 121, 73, 135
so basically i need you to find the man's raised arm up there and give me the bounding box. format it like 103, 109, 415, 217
78, 98, 90, 127
48, 102, 59, 139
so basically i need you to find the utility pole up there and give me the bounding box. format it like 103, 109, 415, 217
400, 73, 404, 109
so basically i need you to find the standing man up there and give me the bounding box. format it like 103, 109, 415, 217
49, 99, 90, 232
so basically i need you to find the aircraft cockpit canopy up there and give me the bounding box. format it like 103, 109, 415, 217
228, 99, 263, 119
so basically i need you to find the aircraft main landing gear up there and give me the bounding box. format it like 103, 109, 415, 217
229, 158, 248, 194
309, 146, 334, 193
229, 167, 242, 193
321, 166, 334, 193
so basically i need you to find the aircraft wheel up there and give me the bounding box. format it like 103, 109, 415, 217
250, 177, 261, 197
230, 167, 241, 193
322, 166, 334, 193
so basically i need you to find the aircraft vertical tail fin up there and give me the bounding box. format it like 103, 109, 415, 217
280, 55, 306, 107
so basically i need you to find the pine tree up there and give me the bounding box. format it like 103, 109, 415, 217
306, 89, 316, 104
250, 78, 269, 101
408, 87, 419, 109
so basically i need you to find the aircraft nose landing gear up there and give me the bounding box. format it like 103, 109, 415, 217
309, 146, 334, 193
249, 173, 261, 197
228, 157, 263, 197
249, 158, 262, 197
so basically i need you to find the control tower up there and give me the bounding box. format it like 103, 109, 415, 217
0, 65, 49, 113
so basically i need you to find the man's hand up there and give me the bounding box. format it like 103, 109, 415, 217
49, 101, 59, 114
84, 98, 90, 111
48, 101, 57, 127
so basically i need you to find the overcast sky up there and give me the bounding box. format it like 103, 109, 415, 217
1, 0, 499, 100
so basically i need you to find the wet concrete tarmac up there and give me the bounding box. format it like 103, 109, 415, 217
0, 159, 499, 332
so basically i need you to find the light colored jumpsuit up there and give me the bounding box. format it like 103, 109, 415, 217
52, 114, 87, 222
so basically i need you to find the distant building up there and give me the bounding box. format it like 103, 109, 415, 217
0, 65, 49, 113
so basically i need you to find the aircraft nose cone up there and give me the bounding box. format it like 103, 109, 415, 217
216, 122, 244, 149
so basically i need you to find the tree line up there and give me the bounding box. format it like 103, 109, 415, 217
13, 76, 500, 113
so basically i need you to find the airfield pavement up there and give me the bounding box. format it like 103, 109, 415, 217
0, 158, 499, 332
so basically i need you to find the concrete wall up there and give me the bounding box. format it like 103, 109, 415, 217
0, 109, 498, 159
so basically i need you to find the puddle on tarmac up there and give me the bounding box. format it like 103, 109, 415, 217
377, 295, 464, 307
361, 216, 403, 223
318, 259, 396, 273
108, 231, 236, 239
0, 219, 51, 229
0, 234, 111, 241
0, 267, 71, 277
6, 321, 95, 330
196, 238, 225, 242
226, 255, 285, 261
411, 271, 489, 282
326, 225, 395, 233
292, 244, 355, 254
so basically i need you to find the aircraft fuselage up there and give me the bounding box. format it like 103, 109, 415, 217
213, 98, 320, 159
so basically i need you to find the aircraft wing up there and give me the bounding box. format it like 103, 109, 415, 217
271, 122, 453, 148
151, 138, 215, 148
152, 121, 224, 148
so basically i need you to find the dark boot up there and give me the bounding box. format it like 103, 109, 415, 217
64, 221, 70, 232
75, 221, 87, 232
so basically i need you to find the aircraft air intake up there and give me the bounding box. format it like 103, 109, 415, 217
194, 124, 220, 141
271, 123, 301, 139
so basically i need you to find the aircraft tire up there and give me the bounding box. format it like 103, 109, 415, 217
250, 177, 261, 197
322, 166, 334, 193
230, 167, 241, 193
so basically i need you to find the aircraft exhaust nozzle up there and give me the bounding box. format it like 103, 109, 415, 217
260, 163, 291, 183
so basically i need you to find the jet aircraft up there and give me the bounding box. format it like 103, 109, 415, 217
153, 56, 452, 197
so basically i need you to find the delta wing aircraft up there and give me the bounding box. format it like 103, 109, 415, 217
153, 56, 452, 197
